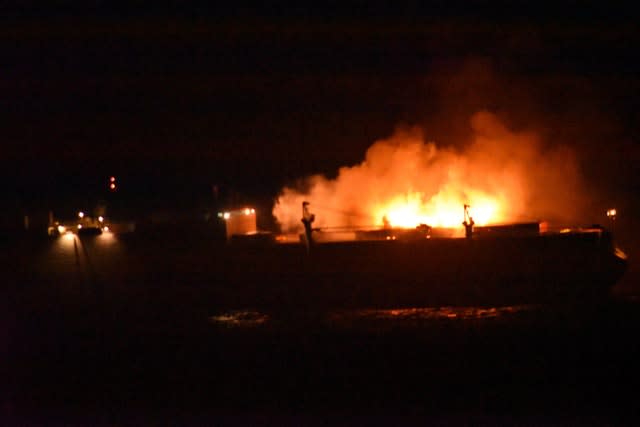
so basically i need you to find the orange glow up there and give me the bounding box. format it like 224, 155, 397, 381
109, 183, 116, 190
372, 191, 501, 228
273, 112, 585, 233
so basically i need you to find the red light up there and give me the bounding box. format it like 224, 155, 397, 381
110, 176, 116, 182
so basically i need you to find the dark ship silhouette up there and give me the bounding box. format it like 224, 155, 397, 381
215, 204, 627, 309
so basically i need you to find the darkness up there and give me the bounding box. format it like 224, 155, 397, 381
3, 2, 640, 424
3, 3, 639, 201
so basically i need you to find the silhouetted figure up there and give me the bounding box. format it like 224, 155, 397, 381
463, 204, 475, 239
417, 223, 432, 238
301, 201, 315, 251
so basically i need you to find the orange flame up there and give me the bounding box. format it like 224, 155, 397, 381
373, 190, 502, 228
273, 112, 584, 232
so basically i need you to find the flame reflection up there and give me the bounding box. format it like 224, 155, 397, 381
327, 305, 537, 324
208, 306, 538, 329
209, 311, 269, 327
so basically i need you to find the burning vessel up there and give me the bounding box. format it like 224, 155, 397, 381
214, 114, 627, 308
216, 204, 627, 309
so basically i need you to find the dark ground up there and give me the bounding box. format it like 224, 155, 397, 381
2, 230, 640, 425
3, 3, 640, 424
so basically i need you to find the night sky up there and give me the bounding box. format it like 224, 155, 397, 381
3, 2, 639, 221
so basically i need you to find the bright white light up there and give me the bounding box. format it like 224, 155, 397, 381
77, 224, 83, 229
250, 208, 255, 214
606, 208, 617, 218
78, 212, 84, 218
103, 226, 110, 232
244, 208, 251, 215
223, 212, 230, 220
98, 216, 104, 223
57, 225, 66, 234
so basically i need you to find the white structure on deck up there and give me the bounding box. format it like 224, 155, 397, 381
219, 208, 257, 240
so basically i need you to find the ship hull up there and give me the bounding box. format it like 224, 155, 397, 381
212, 230, 627, 309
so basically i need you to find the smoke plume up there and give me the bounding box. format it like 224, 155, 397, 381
273, 111, 585, 233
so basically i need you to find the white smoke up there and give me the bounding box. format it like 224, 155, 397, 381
273, 111, 585, 232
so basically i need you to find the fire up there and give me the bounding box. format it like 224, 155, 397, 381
374, 190, 502, 228
273, 111, 585, 232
